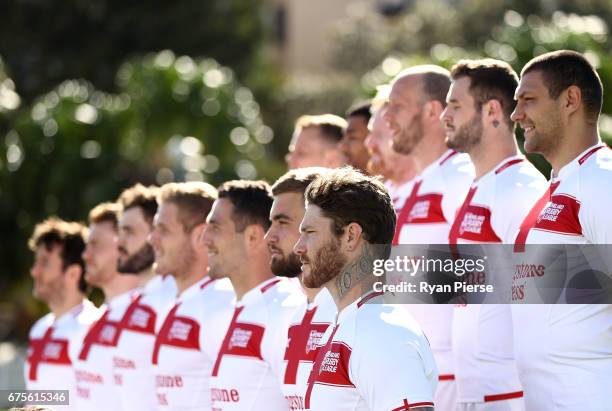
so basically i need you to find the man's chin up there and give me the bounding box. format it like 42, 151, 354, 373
302, 271, 323, 289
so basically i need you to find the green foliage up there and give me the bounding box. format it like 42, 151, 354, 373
0, 0, 265, 102
354, 10, 612, 175
0, 51, 277, 301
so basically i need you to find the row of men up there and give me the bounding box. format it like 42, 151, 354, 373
285, 49, 611, 409
25, 49, 612, 411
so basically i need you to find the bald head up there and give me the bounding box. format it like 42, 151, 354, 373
384, 65, 451, 155
391, 65, 451, 107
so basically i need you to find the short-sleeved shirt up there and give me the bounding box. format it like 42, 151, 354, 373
305, 292, 437, 411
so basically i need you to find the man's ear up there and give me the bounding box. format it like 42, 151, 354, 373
243, 224, 267, 249
342, 222, 363, 252
64, 263, 83, 290
191, 223, 207, 251
563, 85, 582, 116
424, 100, 445, 124
483, 99, 504, 128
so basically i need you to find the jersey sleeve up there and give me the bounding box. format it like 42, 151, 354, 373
441, 162, 474, 224
351, 335, 436, 411
578, 166, 612, 273
261, 302, 297, 380
580, 171, 612, 245
492, 171, 548, 244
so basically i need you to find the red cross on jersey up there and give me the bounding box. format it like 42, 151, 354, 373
510, 144, 612, 411
446, 155, 546, 408
25, 300, 100, 411
72, 288, 139, 411
113, 274, 177, 411
152, 276, 234, 411
280, 288, 336, 410
210, 277, 305, 411
305, 292, 437, 411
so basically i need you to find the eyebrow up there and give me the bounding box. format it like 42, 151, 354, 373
447, 97, 459, 104
299, 224, 313, 232
272, 213, 292, 221
515, 88, 533, 100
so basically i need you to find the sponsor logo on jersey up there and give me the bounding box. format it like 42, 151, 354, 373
319, 350, 340, 373
129, 308, 152, 328
459, 211, 485, 235
100, 324, 118, 343
409, 200, 431, 220
306, 330, 324, 354
42, 342, 63, 359
229, 328, 253, 349
168, 320, 192, 341
538, 203, 564, 223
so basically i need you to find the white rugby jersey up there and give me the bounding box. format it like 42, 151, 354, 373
152, 276, 234, 410
25, 300, 100, 411
279, 288, 336, 411
114, 275, 176, 411
394, 149, 474, 245
393, 150, 473, 397
210, 277, 305, 411
511, 144, 612, 410
386, 179, 415, 213
305, 291, 437, 411
448, 156, 546, 404
72, 288, 139, 411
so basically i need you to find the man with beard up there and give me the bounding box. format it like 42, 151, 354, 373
112, 184, 177, 410
286, 114, 348, 169
294, 168, 437, 411
25, 218, 100, 411
74, 202, 140, 409
384, 65, 474, 411
202, 180, 304, 411
264, 167, 337, 410
364, 85, 417, 208
339, 102, 372, 172
510, 50, 612, 411
441, 59, 547, 411
150, 182, 234, 410
73, 185, 175, 411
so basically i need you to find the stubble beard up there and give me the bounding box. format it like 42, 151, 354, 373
302, 237, 347, 289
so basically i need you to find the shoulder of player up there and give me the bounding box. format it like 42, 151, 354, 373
352, 304, 424, 349
577, 148, 612, 198
441, 151, 473, 171
29, 313, 54, 336
73, 303, 102, 328
438, 152, 474, 184
493, 161, 547, 201
259, 278, 305, 309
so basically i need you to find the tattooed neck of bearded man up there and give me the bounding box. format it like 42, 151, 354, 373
334, 243, 383, 299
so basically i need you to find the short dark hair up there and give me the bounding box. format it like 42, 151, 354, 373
158, 182, 218, 232
271, 167, 329, 196
451, 58, 519, 128
521, 50, 603, 121
294, 114, 347, 145
117, 183, 159, 225
88, 202, 122, 229
28, 217, 88, 293
305, 167, 396, 247
346, 101, 372, 123
422, 70, 452, 107
217, 180, 273, 232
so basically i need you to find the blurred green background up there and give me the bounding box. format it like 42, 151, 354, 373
1, 0, 612, 348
